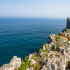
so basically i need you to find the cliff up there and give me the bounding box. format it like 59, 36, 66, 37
67, 17, 70, 29
0, 18, 70, 70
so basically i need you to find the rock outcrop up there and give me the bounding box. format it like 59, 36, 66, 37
0, 56, 21, 70
67, 17, 70, 29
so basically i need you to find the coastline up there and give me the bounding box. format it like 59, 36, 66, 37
0, 18, 70, 70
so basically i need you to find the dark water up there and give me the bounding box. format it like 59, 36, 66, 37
0, 18, 66, 66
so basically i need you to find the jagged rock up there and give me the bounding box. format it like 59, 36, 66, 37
39, 51, 46, 57
68, 47, 70, 55
67, 17, 70, 29
27, 67, 34, 70
43, 45, 46, 50
29, 54, 33, 60
30, 59, 37, 64
51, 63, 57, 70
44, 58, 48, 64
41, 65, 52, 70
0, 56, 21, 70
47, 34, 55, 43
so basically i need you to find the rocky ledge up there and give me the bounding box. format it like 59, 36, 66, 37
1, 17, 70, 70
0, 56, 21, 70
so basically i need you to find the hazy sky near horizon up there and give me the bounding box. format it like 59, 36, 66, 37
0, 0, 70, 18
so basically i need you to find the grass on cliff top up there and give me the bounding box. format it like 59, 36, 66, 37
54, 35, 61, 41
56, 44, 60, 51
19, 56, 31, 70
39, 44, 47, 52
31, 53, 37, 60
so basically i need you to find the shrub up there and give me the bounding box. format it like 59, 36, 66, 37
50, 46, 54, 51
64, 41, 69, 44
44, 44, 47, 49
65, 49, 68, 53
39, 48, 44, 52
14, 68, 17, 70
45, 52, 48, 58
31, 54, 37, 60
19, 56, 31, 70
55, 35, 61, 41
49, 54, 54, 58
56, 44, 60, 51
34, 65, 41, 70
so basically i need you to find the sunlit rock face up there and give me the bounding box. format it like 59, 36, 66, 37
0, 56, 21, 70
67, 17, 70, 29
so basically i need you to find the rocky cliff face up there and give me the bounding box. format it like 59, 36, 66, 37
66, 17, 70, 29
1, 18, 70, 70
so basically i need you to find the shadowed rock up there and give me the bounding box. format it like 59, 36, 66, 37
67, 17, 70, 29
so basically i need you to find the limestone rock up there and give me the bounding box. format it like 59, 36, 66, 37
29, 54, 33, 60
47, 34, 55, 43
27, 67, 34, 70
30, 59, 37, 65
0, 56, 21, 70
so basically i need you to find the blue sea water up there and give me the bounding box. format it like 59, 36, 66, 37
0, 18, 66, 66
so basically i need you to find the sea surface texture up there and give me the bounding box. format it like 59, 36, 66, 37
0, 18, 66, 66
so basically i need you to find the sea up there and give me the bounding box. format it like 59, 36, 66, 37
0, 18, 66, 66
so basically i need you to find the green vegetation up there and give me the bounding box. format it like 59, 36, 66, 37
34, 65, 41, 70
45, 52, 48, 58
64, 41, 69, 44
65, 49, 68, 53
31, 54, 37, 60
44, 44, 47, 49
14, 68, 17, 70
49, 54, 54, 58
56, 44, 60, 51
66, 61, 70, 69
50, 46, 54, 51
64, 41, 70, 45
19, 56, 31, 70
39, 48, 44, 52
55, 35, 61, 41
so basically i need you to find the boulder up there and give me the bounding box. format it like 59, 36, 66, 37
51, 63, 57, 70
0, 56, 21, 70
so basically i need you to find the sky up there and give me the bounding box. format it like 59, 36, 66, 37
0, 0, 70, 18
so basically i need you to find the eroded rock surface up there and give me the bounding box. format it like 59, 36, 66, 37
0, 56, 21, 70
